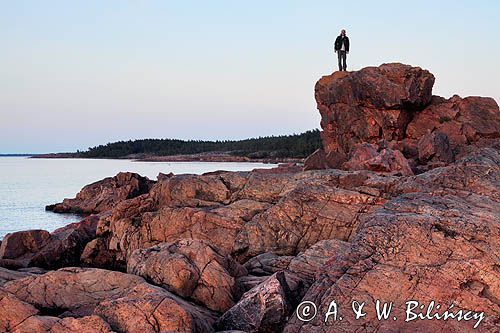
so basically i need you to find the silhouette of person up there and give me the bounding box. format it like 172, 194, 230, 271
334, 29, 350, 71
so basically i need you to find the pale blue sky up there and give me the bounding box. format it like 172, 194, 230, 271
1, 0, 499, 153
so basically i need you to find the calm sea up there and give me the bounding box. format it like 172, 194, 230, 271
0, 157, 277, 239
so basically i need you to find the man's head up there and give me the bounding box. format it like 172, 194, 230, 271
341, 29, 346, 36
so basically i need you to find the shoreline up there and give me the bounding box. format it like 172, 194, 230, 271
30, 152, 304, 164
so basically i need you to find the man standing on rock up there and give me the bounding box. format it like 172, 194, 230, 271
334, 29, 350, 71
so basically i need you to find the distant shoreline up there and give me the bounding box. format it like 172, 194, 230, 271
0, 154, 34, 157
8, 130, 320, 164
29, 152, 303, 164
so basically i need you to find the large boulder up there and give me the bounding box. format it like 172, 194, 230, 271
86, 195, 271, 268
215, 272, 295, 333
46, 172, 154, 214
304, 149, 346, 170
407, 95, 500, 149
315, 63, 434, 156
81, 170, 295, 267
310, 63, 500, 173
0, 215, 101, 269
342, 143, 414, 175
417, 131, 454, 164
0, 230, 51, 260
127, 239, 247, 312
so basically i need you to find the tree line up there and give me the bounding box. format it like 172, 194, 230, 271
78, 129, 322, 159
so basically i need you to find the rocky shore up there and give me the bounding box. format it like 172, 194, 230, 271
1, 63, 499, 332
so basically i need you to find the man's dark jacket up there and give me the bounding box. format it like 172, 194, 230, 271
334, 35, 350, 52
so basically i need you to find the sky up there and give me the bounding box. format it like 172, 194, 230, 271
1, 0, 499, 153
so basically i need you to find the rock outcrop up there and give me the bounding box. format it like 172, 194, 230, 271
1, 64, 499, 332
80, 169, 393, 270
0, 214, 101, 269
284, 148, 500, 332
307, 63, 500, 174
0, 267, 33, 286
3, 267, 216, 332
1, 284, 113, 332
46, 172, 154, 214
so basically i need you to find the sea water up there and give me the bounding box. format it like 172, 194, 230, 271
0, 157, 276, 238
